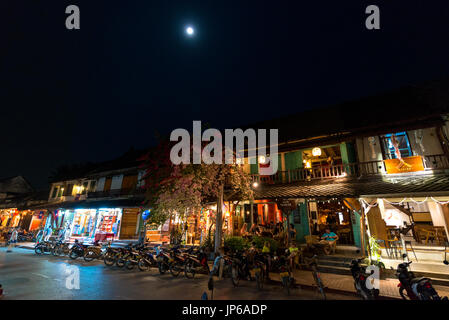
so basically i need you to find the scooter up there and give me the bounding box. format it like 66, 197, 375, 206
350, 258, 379, 300
395, 260, 447, 300
68, 239, 89, 260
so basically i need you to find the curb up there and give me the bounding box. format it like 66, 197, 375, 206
263, 278, 400, 300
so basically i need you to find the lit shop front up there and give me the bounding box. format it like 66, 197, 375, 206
362, 197, 449, 249
0, 209, 21, 227
95, 208, 122, 241
56, 208, 124, 242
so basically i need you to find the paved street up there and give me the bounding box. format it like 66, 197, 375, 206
0, 248, 355, 300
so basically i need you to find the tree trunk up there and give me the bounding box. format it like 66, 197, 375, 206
214, 184, 224, 254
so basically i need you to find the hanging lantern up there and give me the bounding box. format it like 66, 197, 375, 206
312, 147, 322, 157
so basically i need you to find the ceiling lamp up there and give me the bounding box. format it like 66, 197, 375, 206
312, 147, 322, 157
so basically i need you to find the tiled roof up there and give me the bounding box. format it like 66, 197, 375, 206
252, 173, 449, 199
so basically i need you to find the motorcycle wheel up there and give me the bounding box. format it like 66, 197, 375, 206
104, 254, 116, 267
138, 259, 149, 272
231, 265, 240, 287
69, 249, 79, 260
170, 263, 181, 277
84, 251, 95, 262
125, 260, 135, 270
184, 261, 195, 279
116, 257, 126, 268
51, 245, 59, 256
35, 245, 43, 255
255, 269, 264, 291
158, 262, 167, 275
282, 277, 290, 296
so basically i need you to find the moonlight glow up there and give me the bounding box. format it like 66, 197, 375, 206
186, 26, 194, 36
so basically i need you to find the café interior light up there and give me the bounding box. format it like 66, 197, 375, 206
252, 182, 259, 188
258, 155, 266, 164
312, 147, 322, 157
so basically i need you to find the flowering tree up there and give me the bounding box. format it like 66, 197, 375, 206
142, 138, 254, 252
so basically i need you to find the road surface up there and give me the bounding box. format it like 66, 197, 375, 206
0, 247, 356, 300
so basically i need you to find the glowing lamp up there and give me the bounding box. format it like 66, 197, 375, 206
312, 147, 322, 157
258, 155, 266, 164
252, 182, 259, 188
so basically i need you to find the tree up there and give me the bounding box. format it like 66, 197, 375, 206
141, 138, 254, 252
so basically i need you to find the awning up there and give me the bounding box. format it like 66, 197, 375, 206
250, 173, 449, 200
28, 197, 145, 211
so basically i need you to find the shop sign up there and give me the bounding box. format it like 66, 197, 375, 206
142, 210, 151, 221
276, 199, 297, 214
384, 155, 425, 174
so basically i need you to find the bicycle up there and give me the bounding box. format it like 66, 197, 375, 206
305, 255, 326, 300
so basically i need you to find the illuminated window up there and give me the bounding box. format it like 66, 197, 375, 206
380, 132, 412, 159
51, 187, 59, 198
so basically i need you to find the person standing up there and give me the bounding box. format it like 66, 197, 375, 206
289, 223, 297, 243
6, 228, 18, 252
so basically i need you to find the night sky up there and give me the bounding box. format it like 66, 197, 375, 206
1, 1, 449, 189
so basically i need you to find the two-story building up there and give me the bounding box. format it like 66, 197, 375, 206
34, 149, 149, 243
232, 80, 449, 261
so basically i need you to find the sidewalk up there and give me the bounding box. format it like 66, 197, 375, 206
275, 269, 449, 299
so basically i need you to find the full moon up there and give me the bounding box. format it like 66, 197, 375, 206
186, 26, 194, 36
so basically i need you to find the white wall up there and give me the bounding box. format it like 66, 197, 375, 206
407, 128, 443, 156
356, 127, 443, 163
427, 202, 446, 227
96, 177, 105, 192
111, 175, 123, 190
355, 136, 383, 163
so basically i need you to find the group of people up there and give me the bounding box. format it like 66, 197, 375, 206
239, 221, 298, 245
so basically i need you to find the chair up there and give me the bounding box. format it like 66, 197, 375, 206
305, 235, 319, 245
328, 235, 339, 254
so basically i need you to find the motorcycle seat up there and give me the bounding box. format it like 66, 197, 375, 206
411, 277, 430, 284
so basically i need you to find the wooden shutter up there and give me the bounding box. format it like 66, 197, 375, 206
121, 175, 138, 191
104, 178, 112, 191
119, 208, 139, 239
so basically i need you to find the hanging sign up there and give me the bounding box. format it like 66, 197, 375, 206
142, 210, 151, 221
276, 199, 298, 214
384, 155, 425, 174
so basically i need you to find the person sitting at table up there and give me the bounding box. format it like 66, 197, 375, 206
320, 227, 338, 243
240, 223, 249, 236
319, 227, 338, 254
249, 223, 257, 234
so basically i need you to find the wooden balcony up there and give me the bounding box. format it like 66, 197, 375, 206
251, 154, 449, 185
87, 187, 145, 199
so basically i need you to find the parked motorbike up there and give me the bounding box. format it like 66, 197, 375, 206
168, 246, 189, 277
395, 261, 447, 300
84, 240, 104, 262
103, 246, 122, 267
68, 240, 88, 260
156, 247, 173, 275
184, 247, 210, 279
124, 247, 144, 270
51, 240, 71, 257
35, 240, 54, 255
350, 258, 379, 300
138, 248, 159, 272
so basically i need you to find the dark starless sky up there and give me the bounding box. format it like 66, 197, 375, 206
1, 0, 449, 189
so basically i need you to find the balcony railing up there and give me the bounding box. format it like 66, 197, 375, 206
251, 154, 449, 185
87, 188, 145, 199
